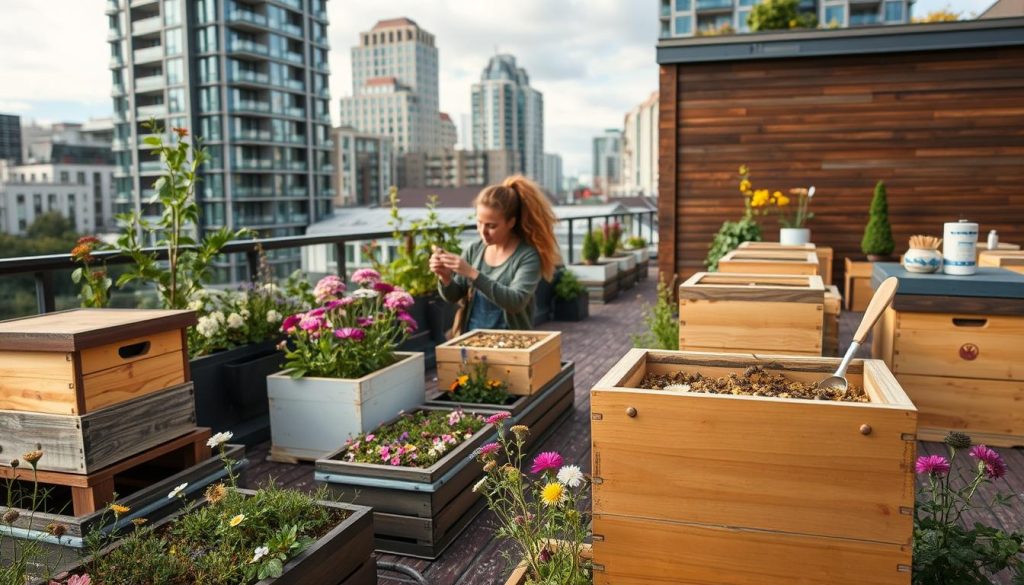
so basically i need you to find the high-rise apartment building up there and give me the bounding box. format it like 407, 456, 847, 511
107, 0, 332, 278
439, 113, 457, 151
0, 114, 22, 164
399, 149, 519, 190
471, 55, 544, 183
331, 125, 394, 207
592, 129, 622, 196
339, 18, 442, 154
659, 0, 913, 37
621, 91, 659, 197
542, 153, 563, 198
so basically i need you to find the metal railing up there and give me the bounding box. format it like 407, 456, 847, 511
0, 209, 656, 314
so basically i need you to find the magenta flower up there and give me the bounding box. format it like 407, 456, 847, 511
373, 281, 395, 294
356, 316, 374, 327
313, 275, 346, 302
66, 575, 91, 585
486, 412, 512, 425
351, 268, 381, 286
325, 297, 355, 310
334, 327, 366, 342
478, 442, 500, 457
969, 445, 1007, 479
384, 290, 415, 311
281, 313, 302, 333
396, 311, 418, 333
298, 314, 325, 332
530, 451, 563, 474
914, 455, 951, 476
307, 307, 327, 317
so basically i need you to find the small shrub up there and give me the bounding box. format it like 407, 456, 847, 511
861, 180, 895, 257
581, 231, 600, 265
625, 236, 647, 250
600, 223, 622, 258
631, 279, 679, 350
554, 270, 586, 301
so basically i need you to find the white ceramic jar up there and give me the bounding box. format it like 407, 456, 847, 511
943, 220, 978, 276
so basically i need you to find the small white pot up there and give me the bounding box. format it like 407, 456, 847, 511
780, 228, 811, 245
903, 248, 943, 273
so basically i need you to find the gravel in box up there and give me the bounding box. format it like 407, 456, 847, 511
458, 332, 542, 349
639, 366, 869, 402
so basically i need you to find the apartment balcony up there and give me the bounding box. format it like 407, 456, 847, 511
660, 3, 671, 17
236, 158, 274, 170
129, 0, 159, 7
133, 45, 164, 64
107, 28, 123, 41
283, 79, 305, 92
317, 87, 330, 98
233, 213, 278, 226
233, 100, 272, 114
131, 15, 163, 35
113, 110, 130, 122
105, 0, 120, 14
313, 61, 330, 73
319, 164, 335, 173
281, 134, 308, 144
313, 36, 329, 48
285, 186, 308, 196
137, 103, 168, 118
111, 138, 128, 150
695, 0, 734, 11
282, 52, 304, 65
284, 161, 308, 171
275, 0, 301, 9
110, 83, 126, 97
230, 39, 270, 57
320, 187, 336, 198
281, 22, 303, 38
230, 69, 270, 85
282, 107, 306, 119
313, 9, 328, 21
228, 9, 269, 27
234, 129, 272, 142
109, 55, 123, 68
134, 74, 165, 92
232, 186, 274, 198
112, 167, 131, 178
138, 160, 164, 174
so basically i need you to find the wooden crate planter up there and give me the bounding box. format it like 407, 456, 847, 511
2, 444, 245, 575
192, 340, 283, 446
871, 263, 1024, 447
718, 249, 820, 276
979, 250, 1024, 274
0, 382, 199, 475
603, 254, 638, 290
590, 349, 917, 585
316, 410, 496, 559
0, 308, 194, 415
568, 261, 619, 304
267, 351, 425, 463
677, 272, 825, 355
845, 257, 875, 311
505, 543, 593, 585
824, 284, 841, 357
436, 330, 562, 396
47, 489, 376, 585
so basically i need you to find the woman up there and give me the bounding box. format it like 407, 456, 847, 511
430, 175, 561, 334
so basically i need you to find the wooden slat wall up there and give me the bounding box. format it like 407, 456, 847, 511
658, 46, 1024, 285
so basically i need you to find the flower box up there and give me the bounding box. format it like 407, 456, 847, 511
718, 249, 820, 276
2, 443, 245, 576
46, 488, 376, 585
0, 308, 194, 415
315, 408, 495, 558
567, 261, 619, 304
267, 351, 426, 463
739, 242, 833, 284
602, 254, 637, 290
504, 543, 593, 585
590, 349, 917, 585
436, 330, 562, 396
678, 272, 825, 355
192, 340, 283, 446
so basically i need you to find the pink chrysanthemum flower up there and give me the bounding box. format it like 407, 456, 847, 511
313, 275, 346, 302
396, 311, 418, 333
334, 327, 366, 342
478, 442, 500, 457
373, 281, 395, 294
969, 445, 1007, 479
486, 412, 512, 425
914, 455, 950, 476
351, 268, 381, 286
298, 314, 325, 332
281, 313, 302, 333
530, 451, 563, 475
384, 290, 415, 311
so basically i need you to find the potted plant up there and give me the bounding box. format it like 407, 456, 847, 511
705, 165, 763, 271
596, 222, 637, 292
861, 180, 895, 261
567, 230, 619, 304
552, 270, 588, 322
266, 269, 426, 463
742, 165, 815, 245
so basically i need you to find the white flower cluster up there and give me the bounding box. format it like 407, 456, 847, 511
167, 482, 188, 499
207, 431, 234, 448
226, 312, 245, 329
351, 288, 379, 299
196, 311, 225, 338
266, 310, 282, 323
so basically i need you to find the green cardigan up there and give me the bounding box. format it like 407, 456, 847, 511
438, 240, 541, 331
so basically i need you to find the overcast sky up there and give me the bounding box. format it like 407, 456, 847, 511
0, 0, 997, 178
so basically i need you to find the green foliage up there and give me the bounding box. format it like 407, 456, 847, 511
581, 231, 600, 265
25, 212, 77, 240
624, 235, 647, 250
1, 453, 67, 584
112, 121, 250, 310
748, 0, 817, 31
704, 217, 762, 271
554, 270, 586, 301
600, 222, 622, 258
913, 436, 1024, 584
631, 279, 679, 351
861, 180, 895, 256
446, 360, 513, 405
70, 236, 113, 308
341, 409, 487, 467
372, 189, 463, 297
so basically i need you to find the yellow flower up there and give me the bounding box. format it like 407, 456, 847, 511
487, 380, 502, 388
750, 189, 770, 208
109, 504, 130, 516
229, 514, 245, 527
738, 164, 748, 175
738, 179, 751, 193
205, 483, 227, 505
457, 375, 469, 386
541, 482, 564, 506
131, 518, 148, 527
775, 193, 790, 206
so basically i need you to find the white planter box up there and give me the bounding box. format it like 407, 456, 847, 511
267, 351, 426, 462
626, 248, 650, 263
568, 261, 619, 282
601, 253, 637, 272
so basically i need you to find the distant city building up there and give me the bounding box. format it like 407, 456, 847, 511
22, 119, 114, 164
592, 129, 623, 196
471, 54, 544, 183
658, 0, 914, 37
439, 113, 457, 151
399, 149, 519, 189
331, 126, 394, 208
457, 113, 472, 150
339, 18, 442, 154
542, 153, 563, 198
0, 114, 22, 164
981, 0, 1024, 18
621, 91, 659, 197
0, 153, 116, 235
108, 0, 332, 278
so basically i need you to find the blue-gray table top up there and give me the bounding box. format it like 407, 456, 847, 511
872, 262, 1024, 299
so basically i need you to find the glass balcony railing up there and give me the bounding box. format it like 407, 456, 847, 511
137, 103, 168, 117
660, 4, 671, 17
233, 100, 272, 113
132, 15, 163, 35
283, 79, 305, 91
234, 129, 272, 141
105, 0, 120, 14
236, 159, 274, 170
231, 69, 270, 84
321, 164, 335, 173
231, 39, 270, 56
139, 161, 164, 172
314, 10, 328, 21
321, 188, 336, 198
313, 61, 329, 73
285, 161, 308, 171
135, 75, 165, 92
133, 45, 164, 63
314, 36, 329, 47
283, 107, 305, 119
282, 23, 303, 37
227, 10, 268, 27
285, 186, 308, 197
282, 135, 307, 144
233, 186, 274, 198
282, 52, 304, 64
111, 83, 126, 96
696, 0, 733, 9
276, 0, 301, 9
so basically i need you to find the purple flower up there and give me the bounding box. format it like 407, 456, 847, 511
530, 451, 563, 475
486, 412, 511, 425
281, 313, 302, 333
313, 275, 346, 302
384, 290, 415, 311
914, 455, 950, 476
373, 281, 395, 294
969, 445, 1007, 479
478, 442, 500, 457
351, 268, 381, 286
334, 327, 366, 342
398, 431, 409, 442
396, 311, 418, 333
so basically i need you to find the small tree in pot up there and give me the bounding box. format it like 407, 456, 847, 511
553, 270, 589, 322
861, 180, 895, 261
581, 231, 600, 265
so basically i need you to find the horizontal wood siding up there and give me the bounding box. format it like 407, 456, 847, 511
659, 46, 1024, 284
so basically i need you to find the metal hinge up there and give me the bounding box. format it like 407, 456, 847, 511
591, 413, 603, 420
900, 433, 916, 441
592, 476, 604, 485
592, 564, 605, 572
592, 534, 604, 541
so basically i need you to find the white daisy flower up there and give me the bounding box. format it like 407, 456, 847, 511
252, 546, 269, 563
167, 482, 188, 499
226, 313, 245, 329
556, 465, 585, 488
472, 477, 488, 493
206, 431, 234, 448
266, 310, 282, 323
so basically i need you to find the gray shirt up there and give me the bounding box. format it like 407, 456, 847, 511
438, 239, 541, 331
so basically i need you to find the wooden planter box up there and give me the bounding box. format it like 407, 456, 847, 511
979, 250, 1024, 274
505, 543, 593, 585
590, 349, 917, 585
824, 284, 841, 357
267, 352, 426, 463
603, 254, 637, 291
0, 308, 194, 415
316, 410, 496, 559
192, 340, 282, 446
436, 330, 562, 396
46, 488, 376, 585
845, 257, 875, 311
568, 261, 620, 304
678, 272, 825, 355
2, 443, 245, 575
718, 249, 820, 276
554, 294, 589, 321
0, 382, 198, 474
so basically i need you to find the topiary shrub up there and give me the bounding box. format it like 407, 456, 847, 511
861, 180, 895, 258
581, 230, 600, 265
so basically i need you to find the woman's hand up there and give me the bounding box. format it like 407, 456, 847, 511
437, 250, 479, 281
430, 248, 454, 285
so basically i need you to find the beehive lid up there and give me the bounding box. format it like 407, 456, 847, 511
0, 309, 196, 352
680, 273, 825, 303
738, 242, 816, 251
872, 262, 1024, 299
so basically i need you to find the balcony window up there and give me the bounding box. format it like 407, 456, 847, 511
884, 1, 904, 22
167, 58, 183, 84
675, 0, 691, 10
673, 15, 692, 35
824, 4, 845, 26
165, 27, 182, 56
737, 8, 751, 30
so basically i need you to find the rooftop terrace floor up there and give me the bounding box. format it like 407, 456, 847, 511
242, 271, 1024, 585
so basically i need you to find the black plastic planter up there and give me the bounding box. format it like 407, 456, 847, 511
554, 294, 589, 321
191, 340, 283, 445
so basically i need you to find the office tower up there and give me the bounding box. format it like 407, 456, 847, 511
542, 153, 563, 198
471, 54, 544, 183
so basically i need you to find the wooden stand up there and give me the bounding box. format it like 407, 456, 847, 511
718, 249, 820, 276
845, 258, 875, 311
824, 285, 841, 357
436, 330, 561, 396
979, 250, 1024, 274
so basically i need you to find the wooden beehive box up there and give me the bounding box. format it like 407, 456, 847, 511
738, 242, 815, 251
436, 330, 561, 396
978, 250, 1024, 274
0, 309, 195, 415
824, 284, 841, 357
718, 249, 820, 276
678, 273, 825, 355
590, 349, 917, 585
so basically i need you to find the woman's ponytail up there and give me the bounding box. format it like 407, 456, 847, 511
474, 175, 562, 281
